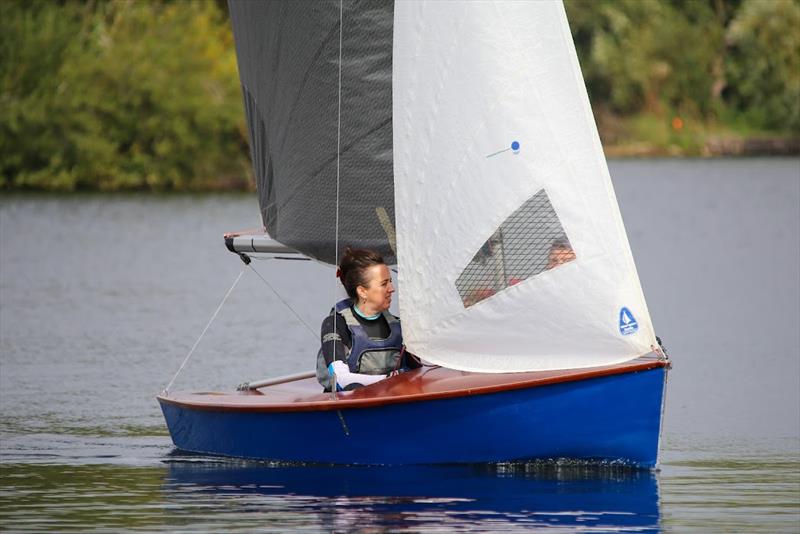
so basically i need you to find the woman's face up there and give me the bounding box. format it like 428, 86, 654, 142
357, 264, 394, 313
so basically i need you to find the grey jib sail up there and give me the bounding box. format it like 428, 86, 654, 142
228, 0, 396, 265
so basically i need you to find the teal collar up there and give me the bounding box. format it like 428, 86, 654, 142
353, 303, 381, 321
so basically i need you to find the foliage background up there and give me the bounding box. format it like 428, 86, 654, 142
1, 0, 798, 191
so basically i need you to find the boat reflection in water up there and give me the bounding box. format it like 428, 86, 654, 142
164, 458, 660, 531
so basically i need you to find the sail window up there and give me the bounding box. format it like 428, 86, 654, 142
455, 189, 575, 307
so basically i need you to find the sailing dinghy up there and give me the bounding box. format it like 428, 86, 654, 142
158, 0, 670, 467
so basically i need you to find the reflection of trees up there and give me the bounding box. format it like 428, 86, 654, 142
1, 463, 166, 530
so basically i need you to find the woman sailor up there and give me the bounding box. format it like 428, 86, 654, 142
317, 247, 420, 391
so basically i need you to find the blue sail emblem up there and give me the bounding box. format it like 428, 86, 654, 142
619, 307, 638, 336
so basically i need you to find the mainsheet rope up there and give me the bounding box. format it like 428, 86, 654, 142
329, 0, 344, 398
163, 262, 247, 394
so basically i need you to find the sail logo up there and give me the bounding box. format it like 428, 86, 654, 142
619, 307, 638, 336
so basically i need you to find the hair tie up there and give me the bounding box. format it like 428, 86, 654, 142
336, 268, 341, 279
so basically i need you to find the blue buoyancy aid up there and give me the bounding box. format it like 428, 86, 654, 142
316, 299, 404, 390
335, 299, 404, 374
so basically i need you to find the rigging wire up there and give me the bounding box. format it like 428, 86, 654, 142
164, 1, 346, 398
330, 0, 344, 400
163, 262, 247, 394
247, 263, 318, 339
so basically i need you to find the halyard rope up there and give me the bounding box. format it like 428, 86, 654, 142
163, 263, 247, 394
329, 0, 344, 400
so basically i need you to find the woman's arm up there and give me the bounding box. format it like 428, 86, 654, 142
327, 360, 386, 390
319, 313, 351, 366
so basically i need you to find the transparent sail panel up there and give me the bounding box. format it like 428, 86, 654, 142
455, 190, 575, 307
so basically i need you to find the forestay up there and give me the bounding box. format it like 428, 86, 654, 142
393, 1, 657, 372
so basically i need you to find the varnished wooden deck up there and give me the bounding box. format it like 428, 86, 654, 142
158, 354, 667, 413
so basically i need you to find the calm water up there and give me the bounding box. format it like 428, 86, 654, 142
1, 159, 799, 532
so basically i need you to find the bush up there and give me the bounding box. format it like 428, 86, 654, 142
724, 0, 800, 133
566, 0, 800, 135
0, 0, 250, 191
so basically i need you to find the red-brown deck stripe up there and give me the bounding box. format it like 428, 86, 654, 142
158, 355, 668, 413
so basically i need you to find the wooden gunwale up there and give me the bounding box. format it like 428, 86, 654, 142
157, 354, 668, 413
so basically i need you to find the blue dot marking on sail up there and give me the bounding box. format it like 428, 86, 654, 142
486, 140, 521, 158
619, 307, 639, 336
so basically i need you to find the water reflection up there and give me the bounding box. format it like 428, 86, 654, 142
6, 450, 798, 532
163, 459, 660, 532
1, 463, 167, 532
2, 459, 661, 532
2, 160, 798, 531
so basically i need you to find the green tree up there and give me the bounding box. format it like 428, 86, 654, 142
724, 0, 800, 132
0, 0, 250, 191
566, 0, 724, 118
0, 0, 87, 189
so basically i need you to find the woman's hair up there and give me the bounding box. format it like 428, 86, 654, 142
338, 247, 385, 300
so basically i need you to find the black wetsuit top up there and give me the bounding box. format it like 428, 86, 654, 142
319, 304, 421, 369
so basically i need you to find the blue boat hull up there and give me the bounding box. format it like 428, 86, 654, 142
159, 366, 666, 467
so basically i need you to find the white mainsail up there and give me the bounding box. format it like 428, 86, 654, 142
392, 0, 657, 372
